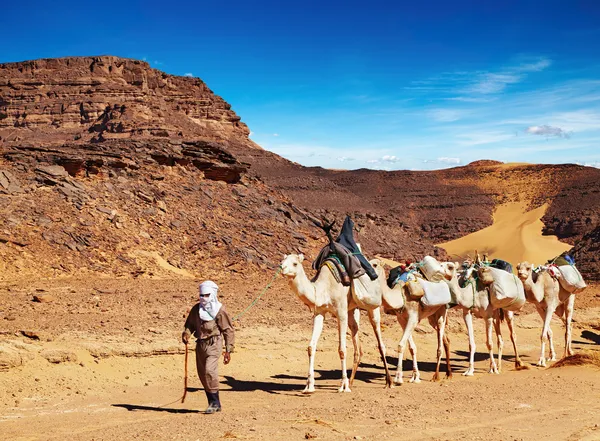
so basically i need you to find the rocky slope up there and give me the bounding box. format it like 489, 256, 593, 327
1, 56, 599, 281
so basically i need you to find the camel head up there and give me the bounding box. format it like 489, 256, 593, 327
516, 262, 534, 281
369, 258, 385, 278
280, 254, 305, 278
477, 266, 495, 285
440, 261, 459, 280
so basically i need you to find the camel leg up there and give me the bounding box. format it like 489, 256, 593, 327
486, 316, 498, 374
462, 309, 476, 376
443, 331, 453, 379
505, 311, 524, 369
535, 305, 551, 367
547, 325, 556, 362
563, 294, 576, 357
367, 307, 393, 388
493, 312, 504, 373
348, 308, 362, 387
337, 312, 351, 393
395, 313, 417, 385
407, 334, 420, 383
303, 313, 324, 394
546, 303, 558, 362
431, 312, 446, 382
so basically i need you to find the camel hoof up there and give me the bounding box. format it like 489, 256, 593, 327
431, 376, 440, 382
393, 378, 404, 386
302, 388, 315, 395
337, 380, 351, 393
445, 373, 453, 379
548, 356, 557, 362
409, 377, 421, 384
462, 371, 474, 377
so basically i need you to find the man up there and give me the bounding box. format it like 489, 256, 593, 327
182, 280, 235, 413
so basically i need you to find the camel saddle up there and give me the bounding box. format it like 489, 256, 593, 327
312, 241, 365, 281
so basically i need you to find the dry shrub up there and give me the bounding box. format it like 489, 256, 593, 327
551, 351, 600, 369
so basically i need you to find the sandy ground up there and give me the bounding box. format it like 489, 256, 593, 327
1, 277, 599, 441
438, 202, 573, 265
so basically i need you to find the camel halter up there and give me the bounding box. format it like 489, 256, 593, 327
232, 266, 282, 321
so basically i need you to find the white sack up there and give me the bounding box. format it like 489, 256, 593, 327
421, 256, 447, 282
556, 265, 587, 293
487, 267, 525, 311
419, 278, 452, 307
352, 273, 382, 308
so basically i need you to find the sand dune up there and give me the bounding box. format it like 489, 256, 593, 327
438, 202, 572, 267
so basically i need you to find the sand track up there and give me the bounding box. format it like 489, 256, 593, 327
1, 305, 599, 441
439, 202, 573, 265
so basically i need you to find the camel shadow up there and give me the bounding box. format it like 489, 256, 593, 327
222, 375, 317, 395
274, 367, 383, 383
579, 330, 600, 345
112, 404, 200, 414
453, 350, 494, 363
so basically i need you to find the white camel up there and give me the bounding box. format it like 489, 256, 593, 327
517, 262, 577, 365
443, 262, 502, 375
280, 254, 392, 393
477, 266, 527, 372
370, 260, 452, 385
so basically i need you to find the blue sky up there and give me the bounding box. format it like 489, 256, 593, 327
2, 1, 600, 170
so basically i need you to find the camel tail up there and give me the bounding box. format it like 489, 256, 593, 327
498, 309, 505, 323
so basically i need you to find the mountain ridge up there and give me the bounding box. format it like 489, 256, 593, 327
1, 56, 599, 281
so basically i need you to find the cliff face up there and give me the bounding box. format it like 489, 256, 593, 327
0, 56, 251, 145
1, 56, 599, 281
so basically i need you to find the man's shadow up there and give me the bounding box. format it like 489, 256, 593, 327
112, 404, 200, 414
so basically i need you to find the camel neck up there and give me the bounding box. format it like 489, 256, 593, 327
288, 266, 317, 306
447, 276, 477, 308
382, 282, 405, 310
522, 274, 544, 303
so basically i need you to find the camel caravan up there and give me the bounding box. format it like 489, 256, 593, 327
279, 216, 587, 393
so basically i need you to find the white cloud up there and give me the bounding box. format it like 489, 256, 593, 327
446, 96, 496, 103
415, 56, 553, 97
525, 125, 571, 138
546, 110, 600, 132
273, 133, 279, 137
468, 73, 522, 94
337, 156, 355, 162
455, 131, 514, 146
381, 155, 402, 163
184, 73, 194, 77
438, 157, 461, 164
423, 157, 461, 165
427, 108, 465, 122
516, 58, 552, 72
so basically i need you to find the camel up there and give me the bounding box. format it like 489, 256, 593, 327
477, 266, 527, 372
279, 253, 392, 393
443, 263, 501, 375
517, 262, 577, 365
370, 259, 452, 385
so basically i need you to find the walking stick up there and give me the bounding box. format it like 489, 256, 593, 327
181, 342, 188, 403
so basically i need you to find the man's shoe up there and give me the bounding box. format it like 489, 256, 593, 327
205, 391, 222, 414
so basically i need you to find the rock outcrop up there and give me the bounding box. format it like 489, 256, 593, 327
0, 56, 251, 145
